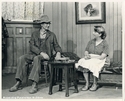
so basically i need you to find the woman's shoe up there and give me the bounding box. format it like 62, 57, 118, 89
81, 84, 89, 91
89, 84, 98, 91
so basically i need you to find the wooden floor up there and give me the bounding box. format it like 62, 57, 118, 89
2, 84, 122, 99
2, 73, 122, 99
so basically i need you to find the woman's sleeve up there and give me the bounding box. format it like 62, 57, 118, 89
85, 40, 91, 52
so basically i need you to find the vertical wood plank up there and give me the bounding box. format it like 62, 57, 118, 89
61, 2, 67, 52
81, 25, 91, 57
76, 25, 82, 57
67, 2, 73, 52
117, 2, 122, 61
109, 2, 114, 62
72, 2, 77, 53
6, 38, 14, 66
52, 2, 59, 40
113, 2, 118, 62
16, 38, 24, 65
13, 27, 16, 66
51, 2, 56, 32
25, 38, 30, 54
44, 2, 52, 31
58, 2, 62, 48
102, 2, 110, 45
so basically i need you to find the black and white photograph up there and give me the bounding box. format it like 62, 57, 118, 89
1, 1, 123, 100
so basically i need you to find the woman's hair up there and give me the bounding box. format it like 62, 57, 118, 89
94, 26, 106, 39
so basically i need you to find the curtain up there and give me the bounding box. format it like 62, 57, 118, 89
2, 2, 44, 20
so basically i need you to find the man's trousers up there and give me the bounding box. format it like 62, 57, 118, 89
15, 54, 45, 83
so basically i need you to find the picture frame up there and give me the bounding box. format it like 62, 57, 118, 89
75, 2, 106, 24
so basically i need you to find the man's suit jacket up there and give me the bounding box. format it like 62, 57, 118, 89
27, 29, 62, 60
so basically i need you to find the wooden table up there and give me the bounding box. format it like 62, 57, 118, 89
48, 60, 78, 97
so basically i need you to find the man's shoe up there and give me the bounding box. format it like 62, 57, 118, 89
29, 87, 38, 94
9, 84, 22, 92
9, 86, 18, 92
29, 81, 38, 94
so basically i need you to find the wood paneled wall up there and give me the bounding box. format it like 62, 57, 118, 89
44, 2, 122, 62
3, 23, 40, 73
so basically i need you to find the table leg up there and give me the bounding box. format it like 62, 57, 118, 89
48, 65, 54, 95
59, 68, 63, 91
64, 66, 69, 97
73, 64, 78, 93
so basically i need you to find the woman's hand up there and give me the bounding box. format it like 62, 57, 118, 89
84, 54, 91, 60
84, 51, 91, 60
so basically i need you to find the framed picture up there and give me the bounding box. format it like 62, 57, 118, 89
75, 2, 106, 24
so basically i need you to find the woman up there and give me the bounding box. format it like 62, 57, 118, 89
75, 26, 109, 91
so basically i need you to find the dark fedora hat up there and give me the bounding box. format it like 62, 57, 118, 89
34, 15, 51, 24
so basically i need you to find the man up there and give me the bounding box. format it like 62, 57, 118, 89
9, 15, 62, 94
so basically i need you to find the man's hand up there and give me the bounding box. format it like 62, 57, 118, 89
55, 52, 61, 60
40, 52, 50, 60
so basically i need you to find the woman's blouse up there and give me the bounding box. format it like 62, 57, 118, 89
85, 38, 109, 56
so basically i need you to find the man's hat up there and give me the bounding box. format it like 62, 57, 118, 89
34, 15, 51, 24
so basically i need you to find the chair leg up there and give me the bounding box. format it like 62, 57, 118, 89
26, 76, 29, 86
99, 73, 101, 80
26, 63, 32, 86
26, 64, 29, 86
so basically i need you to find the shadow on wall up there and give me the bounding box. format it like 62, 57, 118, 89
66, 40, 77, 53
110, 50, 122, 62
